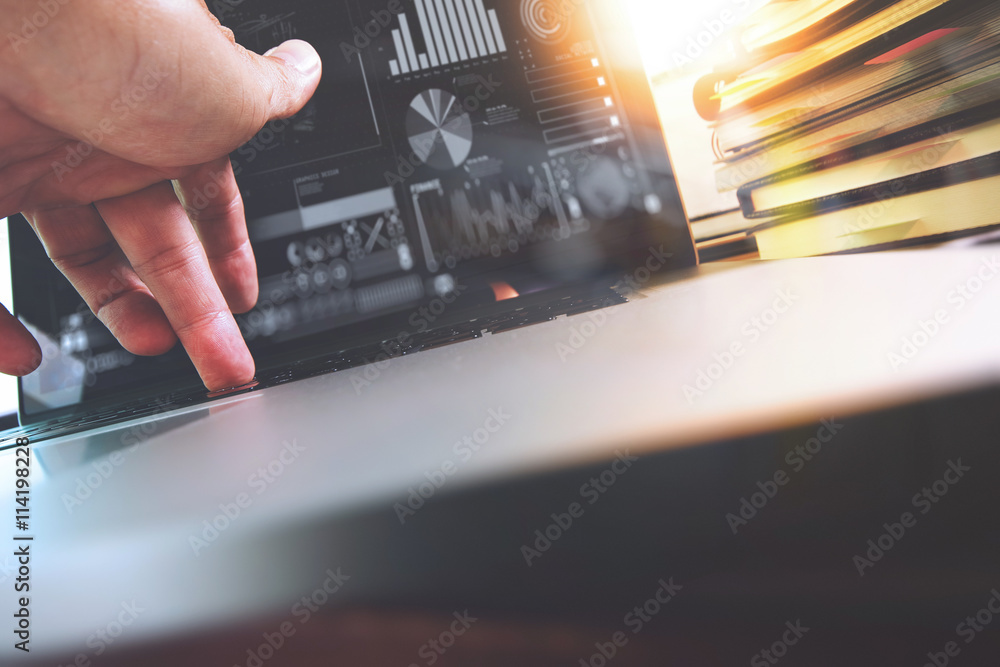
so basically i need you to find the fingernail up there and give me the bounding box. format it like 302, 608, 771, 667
265, 39, 321, 76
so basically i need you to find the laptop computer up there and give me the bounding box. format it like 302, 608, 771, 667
2, 0, 696, 449
6, 1, 1000, 663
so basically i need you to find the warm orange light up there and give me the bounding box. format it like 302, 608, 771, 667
490, 282, 520, 301
624, 0, 766, 77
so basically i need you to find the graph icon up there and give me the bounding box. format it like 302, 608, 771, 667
520, 0, 571, 44
410, 163, 576, 272
389, 0, 507, 76
406, 89, 474, 170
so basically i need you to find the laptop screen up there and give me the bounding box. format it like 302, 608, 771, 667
10, 0, 696, 424
0, 220, 17, 427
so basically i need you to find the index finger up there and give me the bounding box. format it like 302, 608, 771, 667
95, 182, 255, 390
172, 157, 258, 314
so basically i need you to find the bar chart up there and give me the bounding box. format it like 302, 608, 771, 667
389, 0, 507, 76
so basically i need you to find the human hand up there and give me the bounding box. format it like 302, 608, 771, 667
0, 0, 322, 390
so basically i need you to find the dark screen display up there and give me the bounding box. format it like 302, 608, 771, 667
12, 0, 695, 421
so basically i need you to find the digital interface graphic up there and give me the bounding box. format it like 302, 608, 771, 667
386, 0, 508, 76
406, 89, 475, 170
10, 0, 694, 419
223, 0, 672, 345
520, 0, 573, 44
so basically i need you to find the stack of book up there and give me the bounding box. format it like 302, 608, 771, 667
699, 0, 1000, 259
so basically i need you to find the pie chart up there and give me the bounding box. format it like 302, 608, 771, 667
406, 89, 473, 170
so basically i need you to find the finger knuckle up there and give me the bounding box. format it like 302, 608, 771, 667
131, 238, 203, 281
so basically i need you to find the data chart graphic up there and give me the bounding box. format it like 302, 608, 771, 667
406, 89, 474, 169
389, 0, 508, 76
519, 0, 572, 44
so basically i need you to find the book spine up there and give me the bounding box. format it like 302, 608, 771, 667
736, 103, 1000, 216
748, 0, 900, 60
717, 0, 995, 118
723, 42, 999, 156
745, 151, 1000, 223
717, 85, 1000, 194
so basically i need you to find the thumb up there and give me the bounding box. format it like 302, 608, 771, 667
0, 3, 324, 169
123, 35, 324, 168
234, 39, 323, 141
